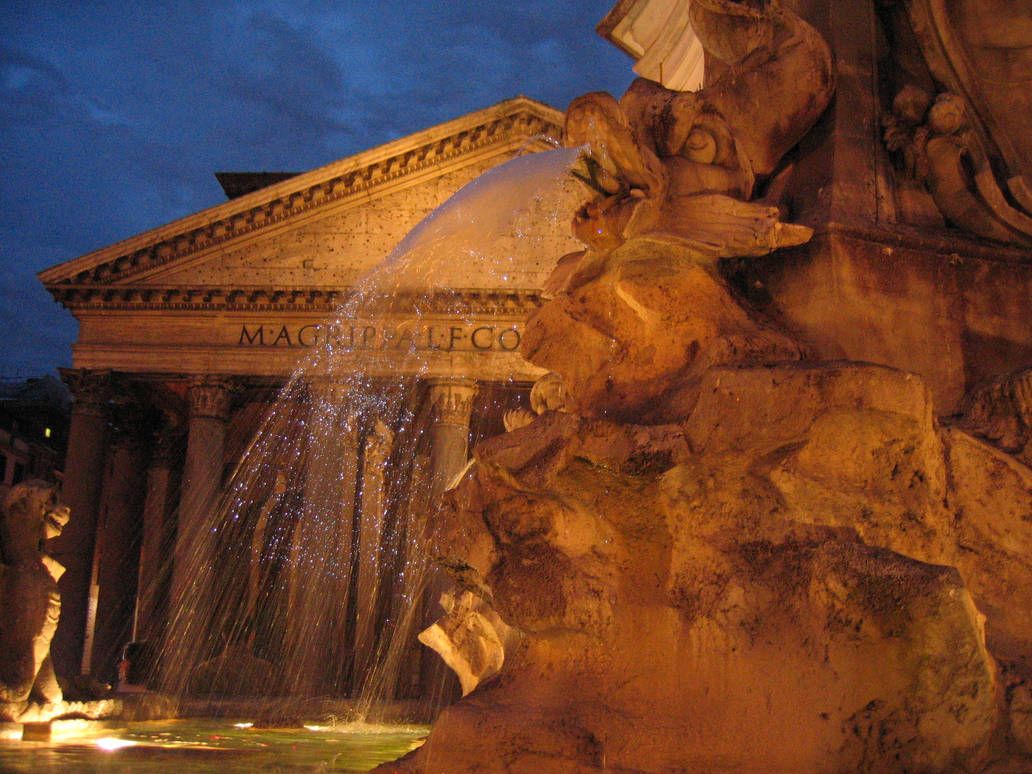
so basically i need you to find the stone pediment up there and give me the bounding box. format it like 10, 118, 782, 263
38, 97, 582, 381
39, 97, 576, 312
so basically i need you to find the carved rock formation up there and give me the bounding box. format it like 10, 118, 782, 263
523, 237, 810, 422
0, 480, 70, 720
418, 589, 519, 697
377, 0, 1032, 771
384, 363, 1032, 772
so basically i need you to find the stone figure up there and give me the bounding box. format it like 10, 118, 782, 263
955, 365, 1032, 467
524, 0, 833, 422
882, 0, 1032, 245
502, 372, 569, 432
561, 0, 833, 255
0, 480, 70, 717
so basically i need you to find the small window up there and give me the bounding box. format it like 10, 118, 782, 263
44, 427, 52, 439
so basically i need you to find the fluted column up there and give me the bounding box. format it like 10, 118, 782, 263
90, 403, 151, 684
421, 377, 476, 701
134, 420, 183, 652
170, 378, 237, 631
52, 368, 113, 680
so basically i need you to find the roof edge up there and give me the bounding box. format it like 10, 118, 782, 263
39, 96, 564, 287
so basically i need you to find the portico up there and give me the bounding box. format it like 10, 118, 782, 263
38, 97, 579, 693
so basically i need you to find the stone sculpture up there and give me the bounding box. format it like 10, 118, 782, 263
0, 480, 70, 719
518, 0, 835, 422
882, 0, 1032, 245
377, 0, 1032, 771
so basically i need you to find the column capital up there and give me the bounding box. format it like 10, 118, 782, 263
186, 377, 239, 422
59, 367, 116, 419
426, 378, 477, 428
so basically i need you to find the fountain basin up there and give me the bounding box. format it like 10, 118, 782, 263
0, 717, 427, 773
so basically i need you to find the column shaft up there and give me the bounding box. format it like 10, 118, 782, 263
90, 412, 149, 684
168, 379, 235, 662
351, 418, 394, 693
135, 428, 181, 646
51, 369, 112, 680
286, 379, 361, 694
420, 378, 476, 702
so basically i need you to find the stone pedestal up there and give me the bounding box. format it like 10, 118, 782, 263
51, 369, 112, 680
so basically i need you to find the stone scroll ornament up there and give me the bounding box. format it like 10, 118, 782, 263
0, 481, 70, 718
882, 0, 1032, 246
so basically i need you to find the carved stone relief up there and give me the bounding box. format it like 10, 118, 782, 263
881, 0, 1032, 245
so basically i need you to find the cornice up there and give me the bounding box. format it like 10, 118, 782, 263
49, 285, 544, 316
39, 98, 564, 293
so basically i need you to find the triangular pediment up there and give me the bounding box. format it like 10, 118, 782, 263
40, 97, 582, 310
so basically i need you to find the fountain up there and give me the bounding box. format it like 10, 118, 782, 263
367, 1, 1032, 772
154, 145, 590, 716
9, 0, 1032, 771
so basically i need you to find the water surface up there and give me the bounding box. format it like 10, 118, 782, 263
0, 718, 426, 773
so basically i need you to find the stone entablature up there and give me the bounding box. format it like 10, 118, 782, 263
46, 287, 542, 315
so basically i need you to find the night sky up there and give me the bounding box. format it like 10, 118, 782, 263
1, 1, 636, 378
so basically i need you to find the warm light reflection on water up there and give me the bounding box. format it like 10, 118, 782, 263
0, 719, 427, 773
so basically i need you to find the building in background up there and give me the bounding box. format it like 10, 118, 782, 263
0, 375, 70, 497
38, 97, 581, 691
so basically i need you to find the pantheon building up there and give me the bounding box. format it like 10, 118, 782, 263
39, 97, 579, 693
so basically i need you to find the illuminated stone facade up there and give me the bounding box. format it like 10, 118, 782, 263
38, 97, 579, 687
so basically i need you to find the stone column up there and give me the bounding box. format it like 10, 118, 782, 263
420, 378, 476, 701
89, 404, 151, 684
426, 379, 476, 496
134, 421, 183, 656
351, 417, 395, 694
52, 368, 113, 680
286, 378, 362, 695
169, 378, 236, 640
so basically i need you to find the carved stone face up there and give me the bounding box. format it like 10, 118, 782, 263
564, 0, 834, 253
1, 481, 69, 565
522, 241, 808, 422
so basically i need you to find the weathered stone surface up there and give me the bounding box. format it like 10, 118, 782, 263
940, 427, 1032, 661
0, 481, 70, 720
418, 589, 520, 697
381, 361, 1032, 773
523, 239, 809, 422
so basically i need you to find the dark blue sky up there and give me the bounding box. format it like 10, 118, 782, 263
1, 0, 635, 378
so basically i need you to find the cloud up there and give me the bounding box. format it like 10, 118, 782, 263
1, 0, 636, 375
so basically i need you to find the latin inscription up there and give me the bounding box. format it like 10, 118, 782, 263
237, 322, 521, 352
